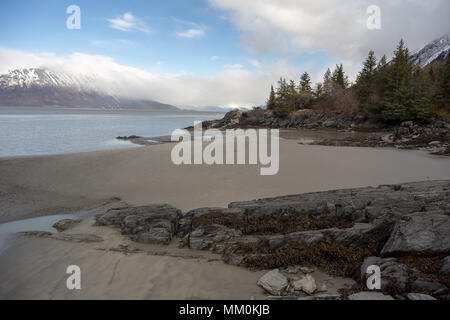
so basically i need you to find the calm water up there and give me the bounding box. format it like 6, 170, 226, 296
0, 107, 224, 158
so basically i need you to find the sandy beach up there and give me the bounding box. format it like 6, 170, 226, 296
1, 138, 449, 224
1, 139, 449, 299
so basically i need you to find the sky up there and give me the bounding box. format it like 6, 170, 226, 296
0, 0, 449, 108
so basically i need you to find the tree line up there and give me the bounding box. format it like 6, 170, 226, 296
266, 39, 450, 123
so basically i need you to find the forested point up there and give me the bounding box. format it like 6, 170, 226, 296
266, 40, 450, 123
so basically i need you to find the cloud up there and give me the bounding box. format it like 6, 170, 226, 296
211, 56, 220, 61
209, 0, 450, 62
224, 64, 244, 69
107, 12, 151, 34
176, 28, 205, 38
249, 59, 263, 69
174, 20, 206, 39
0, 47, 285, 109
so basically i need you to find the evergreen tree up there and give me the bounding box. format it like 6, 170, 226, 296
410, 68, 432, 122
274, 78, 292, 116
323, 68, 332, 96
266, 85, 276, 111
355, 50, 377, 110
381, 39, 415, 122
435, 53, 450, 112
313, 83, 324, 100
331, 64, 348, 89
299, 72, 312, 93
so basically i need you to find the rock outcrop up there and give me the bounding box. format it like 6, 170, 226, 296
93, 180, 450, 300
201, 110, 450, 155
95, 204, 182, 245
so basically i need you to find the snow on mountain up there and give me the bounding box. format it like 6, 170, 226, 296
0, 68, 179, 110
410, 32, 450, 67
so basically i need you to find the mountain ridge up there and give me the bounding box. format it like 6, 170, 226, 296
0, 68, 179, 111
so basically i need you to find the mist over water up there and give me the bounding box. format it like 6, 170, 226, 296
0, 107, 224, 158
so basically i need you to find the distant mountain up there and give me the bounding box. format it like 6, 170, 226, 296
410, 32, 450, 67
0, 68, 179, 110
193, 106, 232, 112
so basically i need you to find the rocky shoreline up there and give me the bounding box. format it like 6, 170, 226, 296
92, 180, 450, 300
200, 110, 450, 155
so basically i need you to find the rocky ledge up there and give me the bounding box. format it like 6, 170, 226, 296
94, 180, 450, 300
200, 110, 450, 155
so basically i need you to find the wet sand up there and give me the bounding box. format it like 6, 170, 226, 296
0, 139, 449, 299
1, 139, 449, 224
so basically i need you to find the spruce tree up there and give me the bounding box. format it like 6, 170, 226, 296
381, 39, 415, 122
274, 78, 292, 116
435, 53, 450, 112
299, 72, 312, 93
410, 68, 432, 122
355, 50, 377, 111
266, 85, 276, 111
323, 68, 332, 96
331, 64, 348, 89
313, 83, 324, 100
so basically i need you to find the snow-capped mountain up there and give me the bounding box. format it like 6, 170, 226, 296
410, 32, 450, 67
0, 68, 179, 110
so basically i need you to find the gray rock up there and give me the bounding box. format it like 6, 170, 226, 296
292, 275, 317, 295
299, 267, 315, 274
406, 293, 437, 300
316, 283, 328, 293
53, 219, 81, 232
19, 231, 103, 243
348, 292, 395, 300
267, 231, 324, 250
382, 212, 450, 255
188, 225, 242, 251
410, 280, 448, 294
257, 269, 289, 296
440, 256, 450, 276
95, 204, 182, 245
360, 257, 412, 292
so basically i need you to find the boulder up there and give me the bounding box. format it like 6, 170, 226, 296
360, 257, 412, 292
299, 267, 315, 274
53, 219, 81, 232
406, 293, 437, 301
95, 204, 182, 245
381, 212, 450, 255
188, 225, 242, 251
440, 256, 450, 277
292, 274, 317, 295
410, 280, 448, 295
257, 269, 288, 296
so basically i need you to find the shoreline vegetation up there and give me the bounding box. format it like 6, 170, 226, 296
264, 39, 449, 123
195, 40, 450, 156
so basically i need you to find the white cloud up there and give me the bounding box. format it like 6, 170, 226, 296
176, 28, 205, 38
224, 64, 244, 69
0, 47, 283, 109
209, 0, 450, 62
249, 59, 263, 69
107, 12, 151, 34
211, 55, 220, 61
